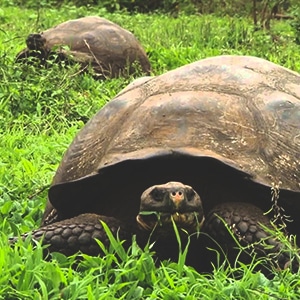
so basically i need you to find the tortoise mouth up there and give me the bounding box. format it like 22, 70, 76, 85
136, 211, 205, 234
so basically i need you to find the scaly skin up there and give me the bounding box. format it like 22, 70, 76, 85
204, 202, 298, 271
11, 214, 132, 257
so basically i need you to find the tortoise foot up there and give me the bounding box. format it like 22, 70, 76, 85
204, 202, 298, 271
11, 213, 132, 256
26, 34, 46, 51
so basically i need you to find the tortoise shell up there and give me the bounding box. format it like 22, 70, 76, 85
16, 16, 151, 78
45, 55, 300, 236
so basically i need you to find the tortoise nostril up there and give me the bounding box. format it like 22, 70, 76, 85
171, 191, 183, 197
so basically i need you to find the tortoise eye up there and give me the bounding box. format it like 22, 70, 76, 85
185, 189, 195, 201
150, 189, 165, 202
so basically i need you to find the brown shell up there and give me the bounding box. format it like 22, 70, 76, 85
46, 55, 300, 235
16, 16, 151, 78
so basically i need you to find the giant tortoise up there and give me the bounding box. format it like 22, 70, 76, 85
16, 16, 151, 78
16, 55, 300, 271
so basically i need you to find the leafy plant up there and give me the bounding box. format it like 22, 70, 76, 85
290, 4, 300, 44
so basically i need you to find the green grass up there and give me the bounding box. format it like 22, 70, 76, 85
1, 3, 300, 299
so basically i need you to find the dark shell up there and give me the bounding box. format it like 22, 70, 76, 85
16, 16, 151, 78
45, 55, 300, 235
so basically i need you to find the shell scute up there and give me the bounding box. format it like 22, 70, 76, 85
44, 55, 300, 230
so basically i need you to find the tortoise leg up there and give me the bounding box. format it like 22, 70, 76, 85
11, 213, 132, 256
204, 202, 297, 270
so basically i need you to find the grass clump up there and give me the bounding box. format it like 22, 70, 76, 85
2, 232, 300, 299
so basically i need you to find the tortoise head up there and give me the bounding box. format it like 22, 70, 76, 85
26, 34, 47, 51
136, 182, 205, 236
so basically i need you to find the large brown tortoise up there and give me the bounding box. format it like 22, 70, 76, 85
16, 55, 300, 272
16, 16, 151, 78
